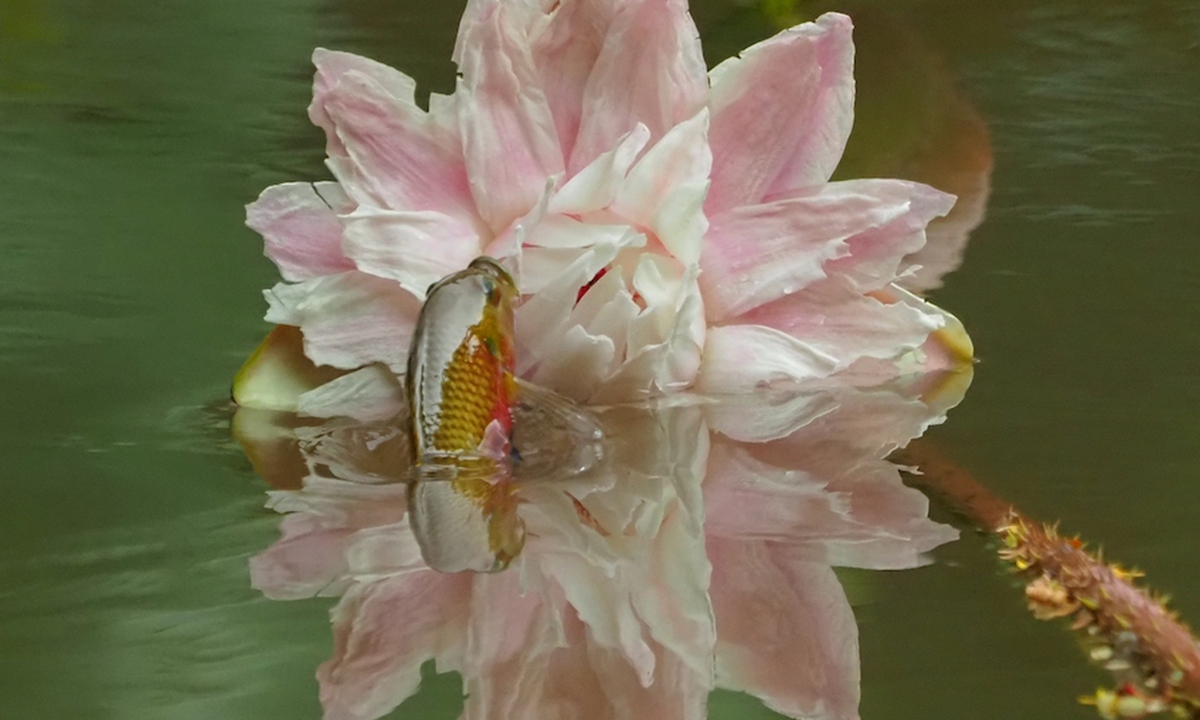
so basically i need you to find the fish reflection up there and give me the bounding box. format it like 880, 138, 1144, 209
239, 362, 969, 719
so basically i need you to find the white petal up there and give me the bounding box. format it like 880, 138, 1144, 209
514, 244, 621, 376
264, 271, 422, 372
341, 207, 483, 299
549, 124, 651, 215
612, 110, 711, 265
697, 324, 838, 394
296, 365, 405, 422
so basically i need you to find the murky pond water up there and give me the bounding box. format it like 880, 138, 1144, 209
2, 0, 1198, 718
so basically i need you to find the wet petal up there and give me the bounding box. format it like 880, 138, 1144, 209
706, 12, 855, 212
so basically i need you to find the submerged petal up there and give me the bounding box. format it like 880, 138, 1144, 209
709, 539, 860, 720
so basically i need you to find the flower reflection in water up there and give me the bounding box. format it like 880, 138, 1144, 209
238, 365, 967, 720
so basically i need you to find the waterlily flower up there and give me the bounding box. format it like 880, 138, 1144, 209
235, 0, 973, 413
243, 368, 967, 720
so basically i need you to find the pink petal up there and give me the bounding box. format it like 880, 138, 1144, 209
459, 572, 564, 719
250, 515, 358, 600
531, 0, 628, 165
612, 110, 711, 265
252, 478, 409, 600
540, 552, 657, 685
454, 0, 565, 233
725, 381, 961, 568
738, 278, 942, 373
568, 0, 708, 175
627, 501, 715, 678
819, 181, 955, 294
316, 63, 478, 221
701, 179, 953, 320
704, 438, 856, 551
706, 12, 855, 213
462, 600, 709, 720
310, 49, 420, 157
696, 324, 838, 394
247, 182, 355, 282
264, 271, 422, 372
706, 435, 954, 569
549, 614, 710, 720
340, 207, 483, 298
820, 462, 958, 569
709, 538, 861, 720
318, 572, 472, 720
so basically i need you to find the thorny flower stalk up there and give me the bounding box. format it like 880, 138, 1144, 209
895, 439, 1200, 720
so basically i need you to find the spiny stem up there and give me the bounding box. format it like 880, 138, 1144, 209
893, 439, 1200, 719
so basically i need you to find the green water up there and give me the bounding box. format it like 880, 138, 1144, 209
1, 0, 1198, 718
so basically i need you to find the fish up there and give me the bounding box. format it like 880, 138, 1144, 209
407, 256, 519, 462
405, 257, 525, 573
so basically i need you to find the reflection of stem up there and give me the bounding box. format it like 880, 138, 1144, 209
894, 438, 1200, 719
